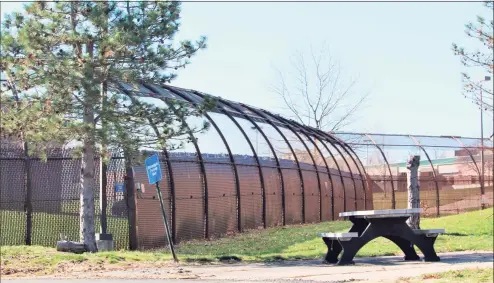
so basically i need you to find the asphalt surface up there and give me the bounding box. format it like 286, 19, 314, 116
4, 251, 493, 283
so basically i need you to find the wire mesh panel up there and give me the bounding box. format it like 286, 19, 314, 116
233, 116, 283, 228
169, 156, 204, 242
332, 143, 358, 212
261, 163, 283, 227
334, 132, 491, 216
316, 139, 344, 219
341, 173, 356, 212
0, 147, 26, 245
353, 174, 366, 210
203, 158, 237, 238
237, 162, 263, 230
31, 158, 71, 246
281, 166, 303, 224
275, 127, 315, 223
0, 147, 129, 248
329, 168, 345, 220
300, 163, 319, 223
209, 114, 264, 231
106, 157, 129, 250
249, 122, 287, 228
257, 121, 303, 226
318, 166, 332, 221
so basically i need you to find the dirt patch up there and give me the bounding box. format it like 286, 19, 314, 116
0, 258, 179, 278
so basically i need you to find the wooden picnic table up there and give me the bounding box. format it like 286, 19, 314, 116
319, 208, 444, 265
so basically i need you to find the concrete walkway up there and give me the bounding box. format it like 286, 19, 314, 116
5, 251, 493, 283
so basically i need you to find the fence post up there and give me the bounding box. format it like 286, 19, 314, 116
124, 152, 138, 250
23, 142, 33, 246
99, 159, 108, 235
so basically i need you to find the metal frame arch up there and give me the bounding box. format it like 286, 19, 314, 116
143, 83, 211, 238
255, 112, 325, 222
288, 129, 335, 221
265, 111, 349, 213
409, 135, 440, 216
340, 140, 372, 209
238, 104, 305, 226
216, 99, 286, 228
249, 106, 334, 222
309, 136, 343, 218
159, 86, 243, 233
449, 136, 484, 197
275, 122, 323, 223
159, 147, 177, 243
293, 124, 359, 211
325, 133, 369, 210
192, 91, 268, 229
365, 134, 396, 209
115, 82, 178, 244
308, 132, 356, 211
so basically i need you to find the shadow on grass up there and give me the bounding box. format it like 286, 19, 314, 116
444, 232, 468, 237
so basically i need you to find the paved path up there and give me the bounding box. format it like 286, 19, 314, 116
5, 251, 493, 283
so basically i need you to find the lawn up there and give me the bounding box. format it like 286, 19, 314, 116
398, 268, 494, 283
1, 208, 492, 276
0, 210, 129, 249
176, 207, 493, 259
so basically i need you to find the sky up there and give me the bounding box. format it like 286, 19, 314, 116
1, 1, 493, 158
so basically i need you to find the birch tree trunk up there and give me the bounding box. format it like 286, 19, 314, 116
406, 155, 420, 229
80, 104, 98, 252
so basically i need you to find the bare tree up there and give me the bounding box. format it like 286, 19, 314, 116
452, 2, 493, 112
270, 42, 369, 132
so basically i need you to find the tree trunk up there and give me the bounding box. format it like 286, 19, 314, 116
56, 240, 87, 254
123, 149, 138, 250
406, 155, 420, 229
80, 105, 98, 252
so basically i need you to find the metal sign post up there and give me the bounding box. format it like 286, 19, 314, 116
145, 154, 178, 262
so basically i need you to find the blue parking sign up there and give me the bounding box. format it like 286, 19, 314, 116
145, 153, 162, 184
115, 183, 125, 193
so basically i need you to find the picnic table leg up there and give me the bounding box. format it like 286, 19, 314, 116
415, 235, 440, 262
382, 219, 440, 262
348, 217, 369, 235
322, 237, 342, 264
384, 235, 420, 261
336, 226, 381, 265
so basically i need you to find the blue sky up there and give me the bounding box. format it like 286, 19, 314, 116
2, 1, 493, 157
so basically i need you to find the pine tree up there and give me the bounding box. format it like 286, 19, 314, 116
1, 1, 211, 251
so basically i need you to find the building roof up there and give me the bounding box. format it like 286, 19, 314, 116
366, 157, 457, 169
388, 157, 457, 168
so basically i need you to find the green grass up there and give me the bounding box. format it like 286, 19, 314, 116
248, 207, 493, 258
1, 208, 492, 276
398, 268, 494, 282
176, 220, 351, 261
0, 210, 128, 249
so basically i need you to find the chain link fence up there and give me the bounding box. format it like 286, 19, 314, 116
0, 146, 129, 249
335, 133, 494, 217
1, 82, 491, 251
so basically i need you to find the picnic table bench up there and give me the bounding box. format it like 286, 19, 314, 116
319, 208, 445, 265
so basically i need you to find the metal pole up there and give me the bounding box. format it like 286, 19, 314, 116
100, 160, 108, 234
256, 130, 259, 153
23, 142, 32, 246
480, 87, 485, 208
155, 182, 178, 262
478, 75, 491, 208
